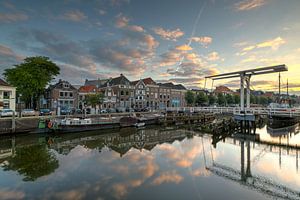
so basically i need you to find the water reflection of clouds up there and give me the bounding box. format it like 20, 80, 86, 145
255, 154, 300, 189
0, 188, 25, 200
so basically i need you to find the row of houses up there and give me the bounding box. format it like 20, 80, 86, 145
44, 74, 187, 111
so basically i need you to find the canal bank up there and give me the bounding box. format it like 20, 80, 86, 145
0, 112, 218, 135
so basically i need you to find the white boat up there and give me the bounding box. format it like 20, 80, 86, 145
60, 118, 92, 125
134, 122, 145, 128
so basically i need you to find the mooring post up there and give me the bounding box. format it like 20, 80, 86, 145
240, 75, 245, 113
12, 111, 16, 133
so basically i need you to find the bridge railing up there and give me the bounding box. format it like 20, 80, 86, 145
166, 107, 300, 117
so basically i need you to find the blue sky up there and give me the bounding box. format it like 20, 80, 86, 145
1, 0, 300, 92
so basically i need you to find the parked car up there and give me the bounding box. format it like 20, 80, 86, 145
21, 109, 37, 117
125, 107, 135, 112
116, 107, 126, 113
39, 108, 52, 116
100, 109, 108, 113
107, 108, 116, 113
0, 109, 17, 118
60, 108, 72, 115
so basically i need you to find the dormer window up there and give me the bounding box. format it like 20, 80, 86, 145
63, 83, 70, 88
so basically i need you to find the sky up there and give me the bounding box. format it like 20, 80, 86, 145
1, 0, 300, 93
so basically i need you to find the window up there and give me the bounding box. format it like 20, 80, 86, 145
3, 91, 9, 99
3, 102, 10, 109
64, 83, 70, 88
60, 92, 64, 97
126, 91, 129, 95
65, 92, 68, 97
69, 92, 73, 97
120, 91, 124, 95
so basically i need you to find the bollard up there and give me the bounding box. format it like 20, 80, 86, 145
12, 111, 16, 133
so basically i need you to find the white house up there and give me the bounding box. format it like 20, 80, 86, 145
0, 79, 16, 111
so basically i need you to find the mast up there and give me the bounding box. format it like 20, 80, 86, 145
278, 72, 281, 103
287, 79, 289, 96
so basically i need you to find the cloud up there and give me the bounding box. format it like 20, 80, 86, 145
115, 14, 129, 28
0, 44, 24, 75
207, 51, 220, 61
151, 171, 183, 185
175, 44, 193, 51
61, 10, 87, 22
110, 0, 130, 6
238, 37, 286, 55
256, 37, 286, 50
0, 12, 28, 23
98, 9, 106, 15
190, 36, 213, 47
234, 0, 267, 11
0, 188, 25, 200
153, 27, 184, 41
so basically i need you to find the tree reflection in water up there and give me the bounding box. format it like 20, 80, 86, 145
2, 144, 59, 181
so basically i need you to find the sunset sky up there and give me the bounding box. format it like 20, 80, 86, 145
1, 0, 300, 93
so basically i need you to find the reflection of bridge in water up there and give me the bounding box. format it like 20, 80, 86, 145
206, 129, 300, 200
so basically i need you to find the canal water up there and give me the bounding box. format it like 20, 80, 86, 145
0, 124, 299, 200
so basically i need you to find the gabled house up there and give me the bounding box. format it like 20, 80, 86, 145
45, 79, 78, 110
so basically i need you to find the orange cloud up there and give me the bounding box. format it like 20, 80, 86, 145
235, 0, 267, 11
175, 44, 193, 51
151, 171, 183, 185
115, 14, 129, 28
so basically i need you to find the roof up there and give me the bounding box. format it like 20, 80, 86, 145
158, 82, 186, 90
85, 79, 108, 87
215, 85, 233, 93
78, 85, 97, 93
0, 79, 9, 86
48, 79, 77, 90
131, 77, 157, 86
109, 74, 131, 86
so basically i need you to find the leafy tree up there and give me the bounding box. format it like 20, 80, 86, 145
234, 94, 240, 105
185, 91, 195, 106
85, 93, 104, 113
3, 144, 59, 181
259, 96, 269, 105
250, 94, 256, 104
195, 92, 208, 106
208, 95, 217, 105
4, 56, 60, 108
217, 93, 226, 106
225, 94, 234, 105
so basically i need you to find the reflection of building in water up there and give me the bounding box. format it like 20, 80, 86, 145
41, 128, 191, 157
206, 135, 300, 200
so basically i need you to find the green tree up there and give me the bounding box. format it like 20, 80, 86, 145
3, 144, 59, 181
234, 94, 240, 105
225, 94, 234, 105
250, 94, 256, 104
217, 93, 226, 106
259, 96, 269, 105
208, 95, 217, 105
85, 93, 104, 113
185, 91, 195, 106
4, 56, 60, 108
195, 92, 208, 106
